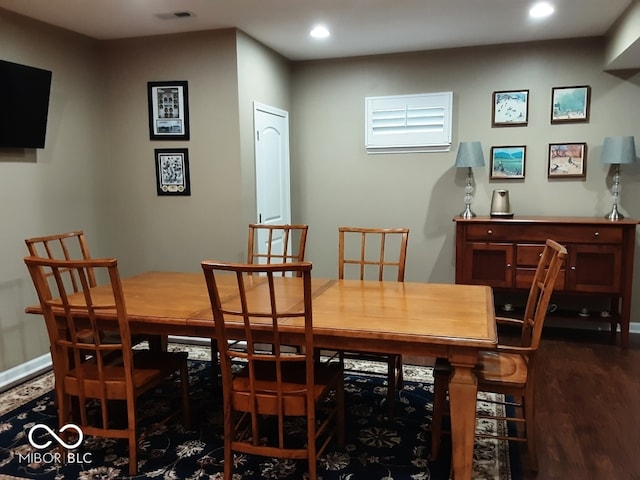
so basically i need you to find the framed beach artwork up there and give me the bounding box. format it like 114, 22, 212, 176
548, 142, 587, 178
154, 148, 191, 195
551, 85, 591, 124
492, 90, 529, 127
490, 145, 526, 179
147, 81, 190, 140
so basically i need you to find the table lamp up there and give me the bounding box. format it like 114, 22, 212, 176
455, 141, 485, 218
601, 136, 636, 220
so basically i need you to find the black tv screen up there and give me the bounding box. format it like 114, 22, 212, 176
0, 59, 52, 149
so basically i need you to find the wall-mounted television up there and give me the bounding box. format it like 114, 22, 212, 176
0, 59, 53, 149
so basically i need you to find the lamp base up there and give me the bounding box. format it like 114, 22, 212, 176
460, 204, 476, 219
605, 203, 624, 220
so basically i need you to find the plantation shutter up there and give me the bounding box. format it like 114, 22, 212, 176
365, 92, 453, 153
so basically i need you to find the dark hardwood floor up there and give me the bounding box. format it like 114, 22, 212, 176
522, 328, 640, 480
406, 327, 640, 479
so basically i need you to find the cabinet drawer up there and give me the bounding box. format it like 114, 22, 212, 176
464, 223, 622, 244
555, 226, 622, 244
464, 224, 514, 241
516, 244, 544, 266
516, 268, 566, 290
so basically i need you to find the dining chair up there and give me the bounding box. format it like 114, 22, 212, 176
25, 230, 97, 291
210, 223, 310, 374
25, 230, 166, 351
24, 256, 191, 476
337, 226, 409, 416
247, 223, 309, 273
430, 238, 567, 471
201, 260, 344, 480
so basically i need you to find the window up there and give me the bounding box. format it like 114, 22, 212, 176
365, 92, 453, 154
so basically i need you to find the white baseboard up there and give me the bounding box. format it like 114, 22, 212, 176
0, 352, 52, 393
168, 335, 211, 346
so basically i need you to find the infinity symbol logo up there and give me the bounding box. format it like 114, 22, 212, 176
28, 424, 84, 449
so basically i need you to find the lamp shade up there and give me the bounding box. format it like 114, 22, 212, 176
601, 136, 636, 165
455, 141, 485, 168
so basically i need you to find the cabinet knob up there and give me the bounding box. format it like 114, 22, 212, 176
571, 266, 576, 271
594, 231, 600, 238
487, 229, 493, 235
506, 263, 512, 269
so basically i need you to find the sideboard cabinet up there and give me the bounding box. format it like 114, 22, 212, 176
454, 216, 639, 347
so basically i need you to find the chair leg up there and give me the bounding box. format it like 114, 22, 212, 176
223, 405, 234, 480
308, 422, 318, 480
524, 396, 538, 471
385, 354, 404, 417
210, 339, 220, 381
180, 361, 191, 429
430, 366, 450, 460
147, 334, 168, 351
387, 357, 396, 417
337, 374, 345, 447
395, 354, 404, 389
128, 420, 138, 476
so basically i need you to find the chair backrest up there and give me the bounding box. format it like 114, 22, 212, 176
201, 261, 314, 437
247, 224, 308, 272
25, 231, 97, 291
23, 256, 134, 425
520, 239, 567, 350
338, 227, 409, 281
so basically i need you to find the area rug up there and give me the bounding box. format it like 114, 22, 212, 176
0, 345, 519, 480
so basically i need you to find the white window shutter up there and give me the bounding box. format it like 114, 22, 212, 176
365, 92, 453, 153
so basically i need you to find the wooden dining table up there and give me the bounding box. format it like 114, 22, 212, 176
27, 270, 497, 480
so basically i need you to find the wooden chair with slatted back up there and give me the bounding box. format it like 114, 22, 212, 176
247, 223, 309, 273
25, 231, 96, 291
210, 224, 310, 373
430, 238, 567, 471
25, 231, 166, 351
202, 261, 344, 480
24, 256, 191, 476
338, 226, 409, 416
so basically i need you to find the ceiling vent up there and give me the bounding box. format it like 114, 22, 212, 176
156, 11, 196, 20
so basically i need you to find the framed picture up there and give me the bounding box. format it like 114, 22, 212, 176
548, 142, 587, 178
492, 90, 529, 127
147, 81, 190, 140
154, 148, 191, 195
490, 145, 526, 179
551, 85, 591, 124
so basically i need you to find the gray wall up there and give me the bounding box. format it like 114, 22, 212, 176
0, 11, 107, 370
0, 11, 290, 371
291, 40, 640, 287
236, 32, 292, 230
1, 7, 639, 372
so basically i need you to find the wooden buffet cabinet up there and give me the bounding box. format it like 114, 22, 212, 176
454, 216, 639, 347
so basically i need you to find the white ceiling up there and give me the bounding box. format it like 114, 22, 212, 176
0, 0, 634, 61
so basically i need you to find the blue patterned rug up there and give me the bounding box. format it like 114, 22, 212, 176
0, 354, 519, 479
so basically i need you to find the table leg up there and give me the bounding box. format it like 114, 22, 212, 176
447, 352, 478, 480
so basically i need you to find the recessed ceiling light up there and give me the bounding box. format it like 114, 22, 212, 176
310, 25, 330, 39
529, 2, 554, 18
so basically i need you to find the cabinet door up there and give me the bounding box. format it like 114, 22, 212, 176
567, 245, 622, 293
462, 242, 514, 288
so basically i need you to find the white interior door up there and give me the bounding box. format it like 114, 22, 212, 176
254, 102, 291, 261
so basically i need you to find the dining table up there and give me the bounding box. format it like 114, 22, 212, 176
26, 270, 497, 480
